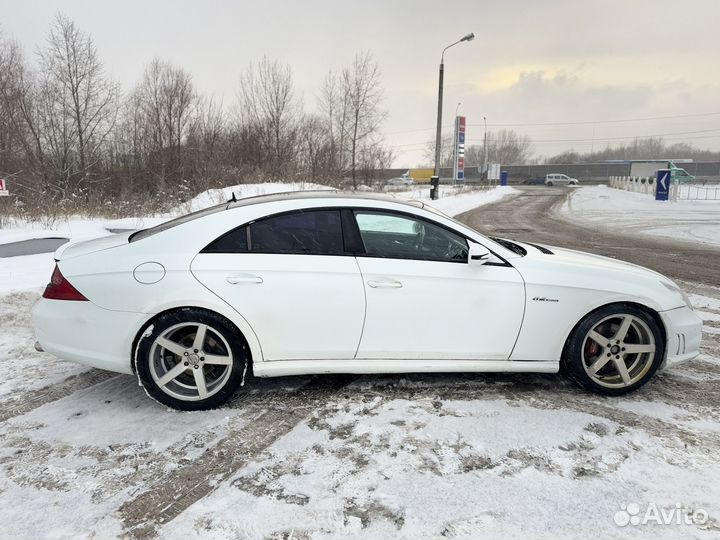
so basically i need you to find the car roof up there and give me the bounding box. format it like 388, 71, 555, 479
226, 189, 427, 211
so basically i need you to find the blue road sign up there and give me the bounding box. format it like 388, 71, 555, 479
655, 169, 670, 201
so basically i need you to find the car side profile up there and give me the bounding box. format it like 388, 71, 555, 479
545, 174, 579, 186
32, 191, 702, 410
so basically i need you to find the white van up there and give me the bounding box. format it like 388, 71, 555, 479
545, 173, 579, 186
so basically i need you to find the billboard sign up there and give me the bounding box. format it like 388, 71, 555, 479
453, 116, 466, 182
0, 178, 8, 196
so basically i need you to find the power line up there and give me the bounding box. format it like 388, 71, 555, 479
471, 111, 720, 128
384, 111, 720, 136
394, 128, 720, 148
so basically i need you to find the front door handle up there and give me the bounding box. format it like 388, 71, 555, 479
367, 279, 402, 289
226, 273, 263, 285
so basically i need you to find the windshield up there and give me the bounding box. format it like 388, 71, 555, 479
129, 203, 226, 242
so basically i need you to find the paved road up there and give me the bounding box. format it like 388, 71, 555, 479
458, 185, 720, 287
0, 237, 68, 257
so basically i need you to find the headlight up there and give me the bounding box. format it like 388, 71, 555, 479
661, 280, 693, 309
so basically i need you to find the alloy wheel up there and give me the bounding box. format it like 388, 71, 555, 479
581, 313, 657, 389
148, 322, 233, 401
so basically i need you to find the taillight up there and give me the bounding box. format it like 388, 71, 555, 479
42, 265, 88, 301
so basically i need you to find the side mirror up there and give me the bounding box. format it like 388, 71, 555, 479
468, 241, 491, 265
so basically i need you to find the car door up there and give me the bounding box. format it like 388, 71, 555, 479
352, 209, 525, 360
191, 209, 366, 361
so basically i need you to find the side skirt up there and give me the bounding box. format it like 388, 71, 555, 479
252, 359, 559, 378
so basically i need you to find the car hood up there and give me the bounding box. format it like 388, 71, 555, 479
509, 240, 687, 311
542, 245, 665, 279
54, 232, 133, 261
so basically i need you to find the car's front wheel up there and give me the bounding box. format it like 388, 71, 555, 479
546, 181, 553, 186
135, 309, 248, 410
562, 304, 664, 395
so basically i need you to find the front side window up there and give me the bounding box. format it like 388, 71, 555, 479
354, 211, 468, 263
203, 209, 344, 255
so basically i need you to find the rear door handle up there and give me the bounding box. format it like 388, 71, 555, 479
367, 279, 402, 289
226, 273, 263, 285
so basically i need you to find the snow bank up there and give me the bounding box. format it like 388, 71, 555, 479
560, 186, 720, 248
416, 185, 517, 217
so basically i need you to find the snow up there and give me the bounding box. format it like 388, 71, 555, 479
0, 182, 515, 294
155, 390, 720, 540
411, 185, 518, 217
560, 185, 720, 247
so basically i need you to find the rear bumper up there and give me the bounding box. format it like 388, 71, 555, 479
659, 306, 703, 369
32, 298, 148, 375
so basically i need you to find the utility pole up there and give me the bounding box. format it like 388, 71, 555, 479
433, 33, 474, 199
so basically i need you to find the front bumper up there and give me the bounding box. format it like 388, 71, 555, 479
32, 297, 149, 375
659, 306, 703, 369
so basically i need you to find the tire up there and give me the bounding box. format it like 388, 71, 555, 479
546, 181, 553, 186
135, 308, 248, 410
562, 304, 664, 396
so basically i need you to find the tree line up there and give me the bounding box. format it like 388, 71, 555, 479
544, 137, 720, 165
426, 131, 720, 170
0, 14, 390, 218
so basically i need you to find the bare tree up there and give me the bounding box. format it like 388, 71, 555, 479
37, 14, 119, 189
0, 36, 35, 173
318, 69, 349, 175
131, 58, 197, 188
238, 56, 300, 177
341, 52, 386, 188
422, 133, 455, 168
464, 129, 534, 166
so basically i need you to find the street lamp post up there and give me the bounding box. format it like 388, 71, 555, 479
433, 33, 474, 198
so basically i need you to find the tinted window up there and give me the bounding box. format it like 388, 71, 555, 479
250, 210, 344, 255
203, 226, 249, 253
355, 211, 467, 262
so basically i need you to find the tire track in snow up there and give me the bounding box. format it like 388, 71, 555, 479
118, 375, 355, 540
0, 369, 118, 422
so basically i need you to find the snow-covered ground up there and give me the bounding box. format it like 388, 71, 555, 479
0, 183, 515, 294
560, 185, 720, 247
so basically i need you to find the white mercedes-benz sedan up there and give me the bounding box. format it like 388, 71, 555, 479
32, 191, 702, 410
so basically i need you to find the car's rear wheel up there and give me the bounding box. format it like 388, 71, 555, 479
562, 304, 664, 395
135, 309, 248, 410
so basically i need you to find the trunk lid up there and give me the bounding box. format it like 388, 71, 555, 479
54, 232, 133, 261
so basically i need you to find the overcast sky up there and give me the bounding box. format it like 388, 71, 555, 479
2, 0, 719, 167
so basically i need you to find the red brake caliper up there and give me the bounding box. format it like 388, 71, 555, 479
585, 339, 600, 359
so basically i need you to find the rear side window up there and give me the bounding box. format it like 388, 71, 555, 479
203, 226, 249, 253
202, 209, 344, 255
